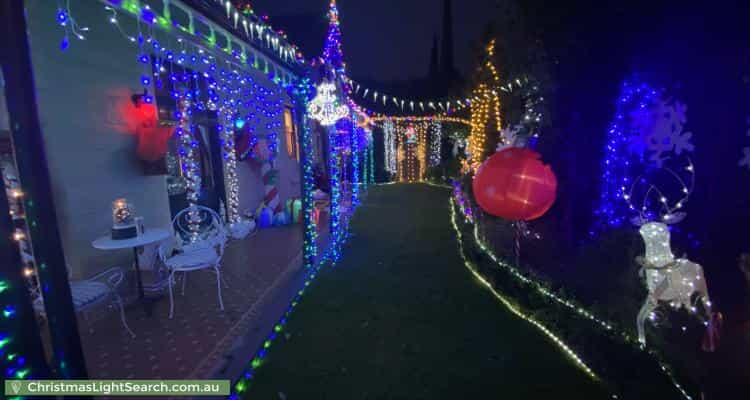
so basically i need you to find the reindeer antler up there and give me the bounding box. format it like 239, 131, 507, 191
624, 157, 695, 225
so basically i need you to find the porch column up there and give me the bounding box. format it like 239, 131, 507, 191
0, 156, 50, 380
0, 0, 87, 378
293, 81, 316, 268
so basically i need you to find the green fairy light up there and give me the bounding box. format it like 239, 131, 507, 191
122, 0, 139, 14
251, 357, 263, 368
157, 16, 170, 29
273, 324, 282, 333
0, 280, 9, 293
449, 198, 599, 381
450, 197, 694, 400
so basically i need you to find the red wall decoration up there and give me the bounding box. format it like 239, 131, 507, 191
134, 102, 174, 162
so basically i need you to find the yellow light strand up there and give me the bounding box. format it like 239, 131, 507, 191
449, 195, 694, 400
450, 198, 599, 381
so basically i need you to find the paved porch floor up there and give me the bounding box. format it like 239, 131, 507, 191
78, 225, 304, 380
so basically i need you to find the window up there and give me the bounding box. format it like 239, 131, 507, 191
284, 106, 299, 160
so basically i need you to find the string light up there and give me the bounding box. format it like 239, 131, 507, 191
319, 0, 352, 263
452, 181, 473, 222
216, 74, 241, 223
56, 0, 89, 50
395, 121, 404, 180
231, 231, 350, 397
450, 198, 599, 381
383, 119, 396, 174
362, 136, 369, 191
369, 135, 375, 185
466, 40, 502, 171
212, 1, 302, 64
12, 230, 26, 242
285, 80, 320, 267
173, 91, 202, 240
429, 120, 442, 167
402, 122, 416, 182
416, 122, 428, 180
371, 115, 471, 126
350, 118, 363, 207
1, 181, 43, 381
307, 81, 349, 126
592, 78, 662, 233
103, 2, 297, 86
450, 196, 694, 400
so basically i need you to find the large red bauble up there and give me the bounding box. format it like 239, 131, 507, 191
472, 148, 557, 220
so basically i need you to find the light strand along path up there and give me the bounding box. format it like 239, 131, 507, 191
244, 184, 607, 399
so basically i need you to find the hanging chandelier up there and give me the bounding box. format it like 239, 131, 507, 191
307, 80, 349, 126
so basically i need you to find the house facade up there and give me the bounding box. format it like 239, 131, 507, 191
0, 0, 370, 388
21, 0, 303, 279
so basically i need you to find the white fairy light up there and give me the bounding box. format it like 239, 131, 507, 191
429, 120, 442, 167
383, 119, 397, 173
307, 81, 349, 126
636, 222, 712, 346
448, 198, 694, 400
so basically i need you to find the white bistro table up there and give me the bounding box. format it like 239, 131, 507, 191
92, 228, 170, 316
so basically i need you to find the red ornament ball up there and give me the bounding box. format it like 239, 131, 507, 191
472, 148, 557, 220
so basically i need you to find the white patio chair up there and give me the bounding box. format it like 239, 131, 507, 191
158, 205, 227, 318
32, 266, 135, 338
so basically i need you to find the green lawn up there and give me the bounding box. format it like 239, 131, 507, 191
244, 184, 607, 399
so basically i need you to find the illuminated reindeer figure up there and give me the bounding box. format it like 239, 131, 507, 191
624, 159, 714, 347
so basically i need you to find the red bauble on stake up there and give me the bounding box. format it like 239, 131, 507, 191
473, 148, 557, 220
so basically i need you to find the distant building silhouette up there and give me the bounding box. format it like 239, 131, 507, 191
440, 0, 458, 84
429, 34, 440, 82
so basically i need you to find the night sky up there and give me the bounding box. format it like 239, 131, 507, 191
251, 0, 497, 82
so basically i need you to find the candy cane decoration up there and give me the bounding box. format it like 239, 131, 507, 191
261, 160, 282, 214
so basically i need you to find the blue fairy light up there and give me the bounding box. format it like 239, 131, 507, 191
56, 9, 68, 25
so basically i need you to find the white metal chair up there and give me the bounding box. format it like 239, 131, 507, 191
32, 266, 135, 338
158, 205, 227, 318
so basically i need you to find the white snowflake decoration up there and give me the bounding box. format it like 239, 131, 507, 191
740, 116, 750, 171
739, 148, 750, 170
628, 99, 694, 167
